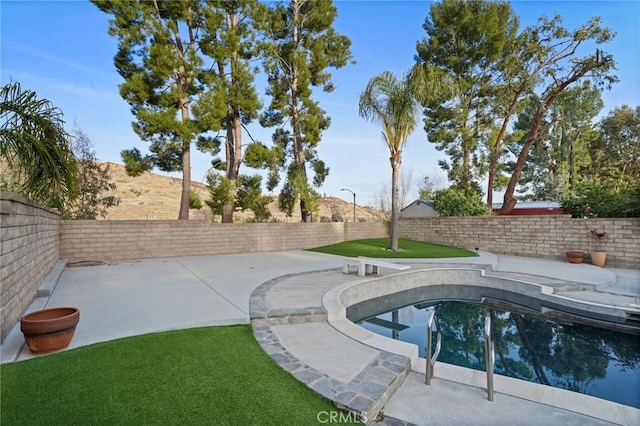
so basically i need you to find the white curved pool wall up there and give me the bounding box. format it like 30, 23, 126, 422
323, 267, 556, 370
324, 266, 637, 367
322, 266, 640, 424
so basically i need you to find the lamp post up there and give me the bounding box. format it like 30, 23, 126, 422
340, 188, 356, 223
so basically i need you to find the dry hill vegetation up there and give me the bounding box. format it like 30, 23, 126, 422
102, 162, 387, 222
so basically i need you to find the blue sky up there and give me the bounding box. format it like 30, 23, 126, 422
2, 0, 638, 207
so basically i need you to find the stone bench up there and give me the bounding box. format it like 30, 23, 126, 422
342, 256, 410, 276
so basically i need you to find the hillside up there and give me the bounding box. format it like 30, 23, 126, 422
102, 162, 387, 222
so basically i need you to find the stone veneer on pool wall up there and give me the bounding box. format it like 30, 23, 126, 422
399, 215, 639, 269
0, 192, 59, 341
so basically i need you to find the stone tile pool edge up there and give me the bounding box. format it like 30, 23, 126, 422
249, 269, 412, 424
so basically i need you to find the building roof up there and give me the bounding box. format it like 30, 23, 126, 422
401, 199, 435, 211
491, 201, 561, 209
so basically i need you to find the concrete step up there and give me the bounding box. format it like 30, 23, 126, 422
37, 259, 67, 297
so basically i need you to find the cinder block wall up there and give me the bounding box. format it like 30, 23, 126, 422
5, 197, 637, 344
59, 221, 389, 264
0, 192, 60, 341
400, 215, 639, 268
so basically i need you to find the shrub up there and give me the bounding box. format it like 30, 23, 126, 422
433, 188, 491, 216
189, 189, 203, 210
561, 182, 640, 217
331, 212, 344, 222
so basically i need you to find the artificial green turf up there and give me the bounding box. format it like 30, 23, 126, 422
307, 238, 475, 258
1, 325, 358, 425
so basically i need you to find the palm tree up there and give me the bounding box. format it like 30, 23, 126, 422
359, 71, 420, 251
0, 82, 77, 209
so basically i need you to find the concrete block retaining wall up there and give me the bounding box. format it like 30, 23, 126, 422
3, 188, 639, 342
399, 216, 639, 269
0, 192, 59, 342
59, 221, 389, 264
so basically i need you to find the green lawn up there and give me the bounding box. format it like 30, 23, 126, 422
307, 238, 475, 258
1, 325, 357, 425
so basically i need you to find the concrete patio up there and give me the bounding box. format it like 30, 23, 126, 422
2, 251, 639, 425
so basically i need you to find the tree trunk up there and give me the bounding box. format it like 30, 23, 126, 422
290, 0, 309, 222
497, 51, 607, 215
299, 199, 310, 222
486, 159, 495, 209
292, 88, 310, 222
221, 112, 243, 224
221, 11, 242, 224
498, 103, 557, 215
221, 204, 234, 224
221, 118, 236, 224
172, 14, 195, 221
179, 149, 191, 220
389, 155, 401, 251
178, 97, 191, 220
487, 88, 523, 209
496, 133, 538, 215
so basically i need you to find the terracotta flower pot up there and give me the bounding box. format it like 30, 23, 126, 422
591, 251, 607, 268
20, 307, 80, 354
565, 251, 584, 264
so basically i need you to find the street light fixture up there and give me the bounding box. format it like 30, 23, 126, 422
340, 188, 356, 223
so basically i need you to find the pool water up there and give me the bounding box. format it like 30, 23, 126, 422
359, 301, 640, 408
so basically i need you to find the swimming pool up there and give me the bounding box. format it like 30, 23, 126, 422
358, 299, 640, 408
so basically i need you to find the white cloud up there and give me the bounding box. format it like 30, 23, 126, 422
3, 41, 116, 82
2, 69, 121, 104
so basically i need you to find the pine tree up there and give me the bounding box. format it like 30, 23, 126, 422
416, 0, 519, 198
590, 105, 640, 189
248, 0, 353, 221
93, 0, 214, 220
193, 0, 265, 223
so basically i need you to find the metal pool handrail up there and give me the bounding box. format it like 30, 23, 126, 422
485, 315, 495, 401
425, 309, 442, 385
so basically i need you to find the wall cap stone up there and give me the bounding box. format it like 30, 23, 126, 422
0, 191, 59, 215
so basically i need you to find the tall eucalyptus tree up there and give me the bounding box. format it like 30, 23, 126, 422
415, 1, 616, 214
497, 16, 616, 214
513, 82, 603, 201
